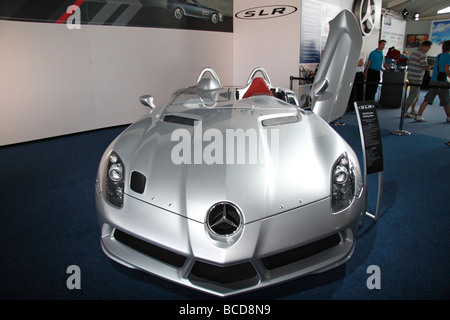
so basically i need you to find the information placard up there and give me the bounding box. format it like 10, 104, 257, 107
356, 102, 383, 175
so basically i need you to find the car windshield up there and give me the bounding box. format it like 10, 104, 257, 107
170, 88, 234, 108
185, 0, 200, 6
168, 88, 299, 113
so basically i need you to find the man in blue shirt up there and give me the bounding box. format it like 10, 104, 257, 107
415, 40, 450, 122
364, 40, 386, 101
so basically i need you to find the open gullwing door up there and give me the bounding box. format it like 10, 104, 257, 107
311, 10, 363, 123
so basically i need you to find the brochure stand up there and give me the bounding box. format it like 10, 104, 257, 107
355, 101, 384, 226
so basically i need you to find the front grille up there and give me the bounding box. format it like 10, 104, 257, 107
114, 229, 187, 268
189, 261, 257, 285
261, 233, 341, 270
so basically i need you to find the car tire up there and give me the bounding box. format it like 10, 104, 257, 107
174, 8, 184, 20
211, 13, 219, 24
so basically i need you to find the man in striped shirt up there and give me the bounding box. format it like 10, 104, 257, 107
404, 40, 432, 117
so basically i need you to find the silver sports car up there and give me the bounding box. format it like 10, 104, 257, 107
95, 10, 364, 297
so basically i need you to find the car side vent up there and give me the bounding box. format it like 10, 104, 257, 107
261, 233, 341, 270
114, 229, 187, 268
189, 261, 258, 285
164, 115, 198, 126
261, 115, 299, 127
130, 171, 146, 194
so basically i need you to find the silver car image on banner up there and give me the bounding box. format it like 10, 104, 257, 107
167, 0, 224, 23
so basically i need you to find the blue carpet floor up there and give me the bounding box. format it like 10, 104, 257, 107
0, 100, 449, 301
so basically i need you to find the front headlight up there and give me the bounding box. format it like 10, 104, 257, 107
105, 151, 124, 207
331, 153, 355, 212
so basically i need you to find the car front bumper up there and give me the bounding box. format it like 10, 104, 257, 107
95, 189, 362, 297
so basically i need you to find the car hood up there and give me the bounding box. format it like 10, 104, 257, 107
113, 96, 350, 224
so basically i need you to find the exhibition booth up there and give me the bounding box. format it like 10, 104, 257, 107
0, 0, 449, 303
1, 0, 448, 146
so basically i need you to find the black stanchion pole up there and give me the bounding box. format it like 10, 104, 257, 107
391, 81, 411, 136
363, 79, 366, 102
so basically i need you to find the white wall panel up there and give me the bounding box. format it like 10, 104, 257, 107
233, 0, 301, 89
232, 0, 357, 88
0, 20, 232, 145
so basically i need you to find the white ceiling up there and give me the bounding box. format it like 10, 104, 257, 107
382, 0, 450, 21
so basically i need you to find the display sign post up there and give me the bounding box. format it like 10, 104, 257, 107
355, 101, 384, 226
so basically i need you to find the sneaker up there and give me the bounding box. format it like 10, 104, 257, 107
415, 115, 426, 122
405, 112, 415, 118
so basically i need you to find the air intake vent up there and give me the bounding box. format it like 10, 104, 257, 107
261, 233, 341, 270
164, 115, 198, 126
189, 261, 258, 285
261, 115, 298, 127
114, 229, 187, 268
130, 171, 146, 194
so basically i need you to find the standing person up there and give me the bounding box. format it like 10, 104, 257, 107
348, 51, 366, 111
355, 52, 366, 102
365, 40, 386, 101
404, 40, 432, 118
415, 40, 450, 122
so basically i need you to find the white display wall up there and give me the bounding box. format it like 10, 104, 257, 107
0, 20, 233, 145
233, 0, 301, 88
233, 0, 380, 88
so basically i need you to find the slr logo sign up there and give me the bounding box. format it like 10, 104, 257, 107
235, 5, 297, 20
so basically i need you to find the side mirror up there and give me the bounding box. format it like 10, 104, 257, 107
139, 95, 156, 109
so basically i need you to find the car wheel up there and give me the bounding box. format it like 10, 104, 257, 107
174, 8, 184, 20
211, 13, 219, 24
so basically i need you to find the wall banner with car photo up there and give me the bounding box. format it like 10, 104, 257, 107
0, 0, 233, 32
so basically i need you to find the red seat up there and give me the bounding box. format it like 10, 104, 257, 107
242, 77, 273, 99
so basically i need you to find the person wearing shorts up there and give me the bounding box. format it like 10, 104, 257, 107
404, 41, 432, 118
415, 40, 450, 122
